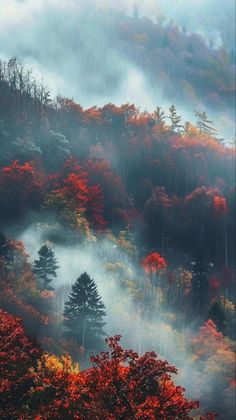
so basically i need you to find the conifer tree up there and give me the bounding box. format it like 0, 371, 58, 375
195, 111, 217, 136
168, 105, 183, 133
154, 106, 166, 130
64, 272, 106, 349
33, 244, 59, 290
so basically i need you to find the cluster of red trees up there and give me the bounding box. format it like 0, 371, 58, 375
0, 310, 216, 419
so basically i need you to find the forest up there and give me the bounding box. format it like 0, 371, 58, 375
0, 1, 235, 419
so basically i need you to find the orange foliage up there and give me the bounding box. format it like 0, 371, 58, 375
28, 335, 202, 419
213, 195, 228, 216
192, 319, 231, 361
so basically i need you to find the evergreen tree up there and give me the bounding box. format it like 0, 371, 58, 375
195, 111, 217, 136
33, 244, 59, 290
64, 272, 106, 349
154, 106, 166, 129
168, 105, 183, 133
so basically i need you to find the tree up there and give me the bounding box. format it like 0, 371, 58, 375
33, 245, 59, 290
0, 160, 42, 222
168, 105, 183, 133
0, 309, 39, 418
195, 111, 217, 136
190, 250, 211, 318
63, 272, 106, 349
154, 106, 166, 130
191, 320, 235, 417
27, 335, 214, 419
144, 187, 173, 250
142, 252, 167, 307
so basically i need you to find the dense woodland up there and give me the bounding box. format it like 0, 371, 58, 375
0, 8, 235, 419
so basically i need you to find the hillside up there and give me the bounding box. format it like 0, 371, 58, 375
0, 3, 235, 419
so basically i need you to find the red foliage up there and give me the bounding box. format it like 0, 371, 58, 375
0, 281, 48, 331
29, 335, 201, 419
142, 252, 167, 274
209, 277, 221, 290
49, 157, 107, 230
0, 160, 42, 219
0, 309, 39, 417
87, 184, 107, 230
185, 186, 219, 210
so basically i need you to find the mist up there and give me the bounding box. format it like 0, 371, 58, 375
0, 0, 234, 140
9, 221, 232, 416
17, 223, 193, 364
0, 1, 235, 417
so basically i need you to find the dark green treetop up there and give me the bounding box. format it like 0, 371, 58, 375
64, 272, 106, 350
33, 244, 59, 290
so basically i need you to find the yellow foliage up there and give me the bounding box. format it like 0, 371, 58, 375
116, 230, 136, 254
76, 212, 97, 241
219, 296, 235, 314
183, 122, 199, 138
39, 353, 80, 374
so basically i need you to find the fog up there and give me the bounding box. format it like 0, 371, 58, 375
0, 2, 235, 417
14, 222, 235, 416
0, 0, 235, 140
18, 223, 190, 361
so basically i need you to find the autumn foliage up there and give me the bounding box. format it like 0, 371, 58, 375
142, 252, 167, 274
0, 317, 213, 419
0, 160, 42, 221
0, 309, 39, 418
0, 51, 235, 419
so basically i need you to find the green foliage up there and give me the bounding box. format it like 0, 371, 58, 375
33, 245, 59, 290
168, 105, 183, 132
63, 272, 106, 349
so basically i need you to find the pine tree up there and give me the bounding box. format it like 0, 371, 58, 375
33, 244, 59, 290
195, 111, 217, 136
64, 272, 106, 349
168, 105, 183, 133
154, 106, 166, 130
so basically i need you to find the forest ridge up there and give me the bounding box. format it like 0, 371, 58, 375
0, 6, 235, 419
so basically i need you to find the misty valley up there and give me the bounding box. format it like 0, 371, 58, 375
0, 1, 235, 419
